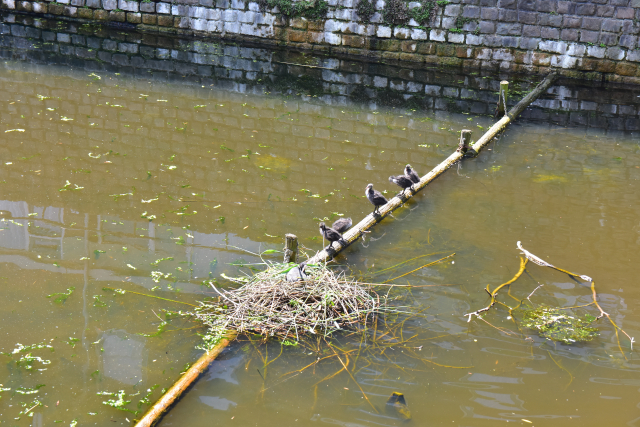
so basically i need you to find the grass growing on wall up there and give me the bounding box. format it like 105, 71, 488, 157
370, 0, 442, 27
382, 0, 408, 25
260, 0, 329, 19
408, 0, 437, 26
355, 0, 376, 22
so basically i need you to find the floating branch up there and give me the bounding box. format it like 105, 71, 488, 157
466, 241, 634, 355
306, 72, 558, 265
517, 241, 633, 353
517, 241, 592, 282
464, 257, 527, 322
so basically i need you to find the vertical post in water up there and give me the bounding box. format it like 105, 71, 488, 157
457, 129, 473, 154
284, 234, 298, 263
496, 80, 509, 117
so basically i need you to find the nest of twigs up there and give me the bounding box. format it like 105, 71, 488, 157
195, 263, 385, 341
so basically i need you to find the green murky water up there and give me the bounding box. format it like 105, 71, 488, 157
1, 14, 640, 427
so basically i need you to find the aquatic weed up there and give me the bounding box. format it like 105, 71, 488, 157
97, 390, 139, 415
47, 287, 75, 304
522, 305, 599, 344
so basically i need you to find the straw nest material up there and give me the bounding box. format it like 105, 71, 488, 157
195, 263, 384, 341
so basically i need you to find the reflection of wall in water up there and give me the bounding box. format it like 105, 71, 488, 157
0, 13, 638, 131
0, 200, 264, 292
0, 17, 638, 234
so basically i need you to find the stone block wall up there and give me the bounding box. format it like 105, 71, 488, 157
1, 11, 639, 134
1, 0, 640, 84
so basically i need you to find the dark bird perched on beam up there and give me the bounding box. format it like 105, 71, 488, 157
331, 217, 352, 233
365, 183, 388, 215
388, 174, 414, 195
319, 222, 344, 246
405, 164, 420, 184
404, 164, 420, 191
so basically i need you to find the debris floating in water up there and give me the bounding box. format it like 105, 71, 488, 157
386, 392, 411, 420
522, 305, 599, 344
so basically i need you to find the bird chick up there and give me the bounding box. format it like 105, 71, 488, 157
404, 164, 420, 191
365, 183, 388, 215
389, 174, 414, 196
331, 217, 352, 233
405, 164, 420, 183
319, 222, 344, 246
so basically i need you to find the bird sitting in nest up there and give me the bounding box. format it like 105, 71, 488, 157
365, 183, 388, 215
331, 217, 352, 233
286, 264, 308, 282
319, 222, 346, 247
388, 174, 414, 196
404, 164, 420, 190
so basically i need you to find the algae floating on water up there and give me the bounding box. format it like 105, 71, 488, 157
522, 305, 598, 344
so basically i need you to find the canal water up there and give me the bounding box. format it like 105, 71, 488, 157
1, 12, 640, 427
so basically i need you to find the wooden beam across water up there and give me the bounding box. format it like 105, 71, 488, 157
134, 331, 237, 427
306, 72, 558, 265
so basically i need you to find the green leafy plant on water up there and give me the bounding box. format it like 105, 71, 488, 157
151, 256, 174, 266
196, 323, 227, 351
522, 305, 599, 344
47, 287, 75, 304
137, 385, 160, 408
97, 390, 140, 415
66, 337, 80, 348
5, 342, 53, 354
18, 398, 42, 415
151, 270, 176, 283
15, 385, 46, 395
93, 295, 107, 307
137, 321, 168, 337
16, 354, 52, 370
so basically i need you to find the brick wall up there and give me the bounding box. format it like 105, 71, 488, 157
1, 0, 640, 84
